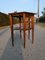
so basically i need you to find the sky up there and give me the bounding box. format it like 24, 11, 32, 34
0, 0, 45, 16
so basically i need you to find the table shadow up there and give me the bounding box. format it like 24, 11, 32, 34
0, 30, 24, 60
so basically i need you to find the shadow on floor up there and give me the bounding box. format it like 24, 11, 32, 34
0, 31, 24, 60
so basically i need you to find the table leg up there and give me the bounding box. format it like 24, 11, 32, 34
23, 14, 26, 48
28, 17, 30, 39
19, 17, 22, 39
32, 28, 34, 44
10, 15, 14, 46
11, 27, 14, 46
31, 16, 34, 44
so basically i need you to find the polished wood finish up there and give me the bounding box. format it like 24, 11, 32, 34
10, 15, 14, 46
19, 17, 22, 39
31, 16, 34, 44
28, 17, 30, 39
23, 13, 26, 48
9, 12, 36, 48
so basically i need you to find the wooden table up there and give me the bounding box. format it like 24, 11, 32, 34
9, 12, 36, 48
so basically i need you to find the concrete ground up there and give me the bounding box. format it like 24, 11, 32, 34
0, 24, 45, 60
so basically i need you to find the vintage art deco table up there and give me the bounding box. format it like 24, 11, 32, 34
9, 12, 36, 48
